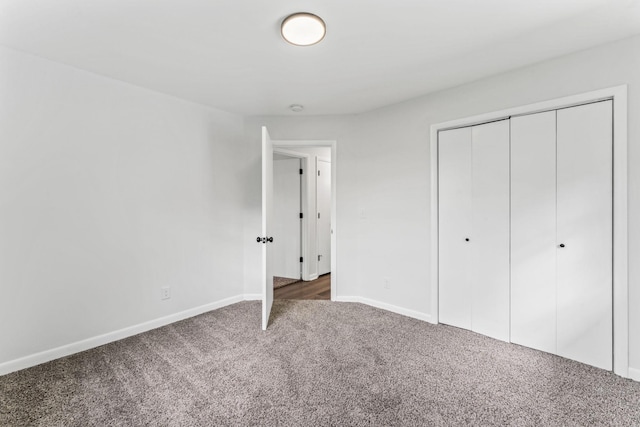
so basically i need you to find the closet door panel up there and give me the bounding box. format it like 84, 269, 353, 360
471, 120, 510, 342
556, 101, 612, 370
438, 127, 473, 330
510, 111, 557, 354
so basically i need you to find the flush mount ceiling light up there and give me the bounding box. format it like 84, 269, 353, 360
289, 104, 304, 113
281, 13, 326, 46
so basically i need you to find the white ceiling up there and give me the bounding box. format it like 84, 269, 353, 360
1, 0, 639, 116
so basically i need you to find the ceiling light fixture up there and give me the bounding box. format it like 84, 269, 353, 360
281, 13, 326, 46
289, 104, 304, 113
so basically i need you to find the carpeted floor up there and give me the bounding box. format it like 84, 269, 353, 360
273, 276, 300, 289
1, 300, 640, 426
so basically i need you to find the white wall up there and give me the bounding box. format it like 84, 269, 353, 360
0, 46, 246, 369
287, 147, 331, 160
244, 34, 640, 374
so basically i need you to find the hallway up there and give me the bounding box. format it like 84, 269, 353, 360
274, 274, 330, 300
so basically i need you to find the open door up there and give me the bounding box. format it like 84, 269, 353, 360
261, 127, 274, 330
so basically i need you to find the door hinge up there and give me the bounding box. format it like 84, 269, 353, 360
300, 257, 303, 262
299, 212, 303, 219
318, 255, 321, 261
318, 170, 320, 176
318, 213, 320, 219
300, 169, 303, 175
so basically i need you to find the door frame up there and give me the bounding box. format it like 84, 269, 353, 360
273, 148, 311, 281
316, 157, 332, 276
272, 140, 338, 301
429, 85, 629, 377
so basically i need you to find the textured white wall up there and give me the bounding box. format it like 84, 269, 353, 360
244, 34, 640, 374
0, 46, 246, 366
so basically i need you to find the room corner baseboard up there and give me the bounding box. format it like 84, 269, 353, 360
0, 294, 246, 377
335, 296, 432, 323
629, 367, 640, 382
243, 293, 262, 301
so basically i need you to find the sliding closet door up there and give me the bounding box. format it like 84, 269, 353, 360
438, 127, 472, 330
556, 101, 612, 370
510, 111, 557, 354
470, 120, 510, 341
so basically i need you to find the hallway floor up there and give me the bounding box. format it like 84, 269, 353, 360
274, 274, 330, 300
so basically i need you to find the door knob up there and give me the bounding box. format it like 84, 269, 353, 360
559, 243, 565, 248
267, 237, 274, 243
256, 237, 265, 243
465, 238, 470, 242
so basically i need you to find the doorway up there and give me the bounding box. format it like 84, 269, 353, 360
272, 152, 302, 289
271, 146, 332, 301
260, 128, 337, 329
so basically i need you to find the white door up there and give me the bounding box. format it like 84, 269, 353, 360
510, 101, 612, 370
510, 110, 558, 354
470, 120, 510, 342
273, 157, 301, 280
317, 159, 331, 275
438, 122, 509, 339
261, 127, 274, 330
556, 101, 612, 370
438, 127, 473, 330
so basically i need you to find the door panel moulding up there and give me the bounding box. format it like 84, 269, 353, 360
429, 85, 628, 378
272, 140, 338, 301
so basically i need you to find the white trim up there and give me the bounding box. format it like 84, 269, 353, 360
272, 139, 338, 301
272, 147, 310, 160
629, 368, 640, 382
336, 296, 432, 323
317, 157, 332, 276
434, 87, 621, 131
612, 87, 629, 378
430, 85, 629, 377
0, 294, 253, 376
430, 123, 440, 328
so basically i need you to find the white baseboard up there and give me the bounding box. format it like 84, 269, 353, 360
335, 296, 432, 323
629, 367, 640, 382
0, 294, 255, 377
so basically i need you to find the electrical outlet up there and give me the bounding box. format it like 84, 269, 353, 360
161, 287, 171, 300
383, 277, 390, 290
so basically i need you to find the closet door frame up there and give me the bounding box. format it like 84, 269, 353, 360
430, 85, 629, 378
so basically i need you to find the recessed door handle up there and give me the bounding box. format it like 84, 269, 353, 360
559, 243, 565, 248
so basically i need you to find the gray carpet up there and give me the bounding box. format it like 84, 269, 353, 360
1, 300, 640, 426
273, 276, 300, 289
